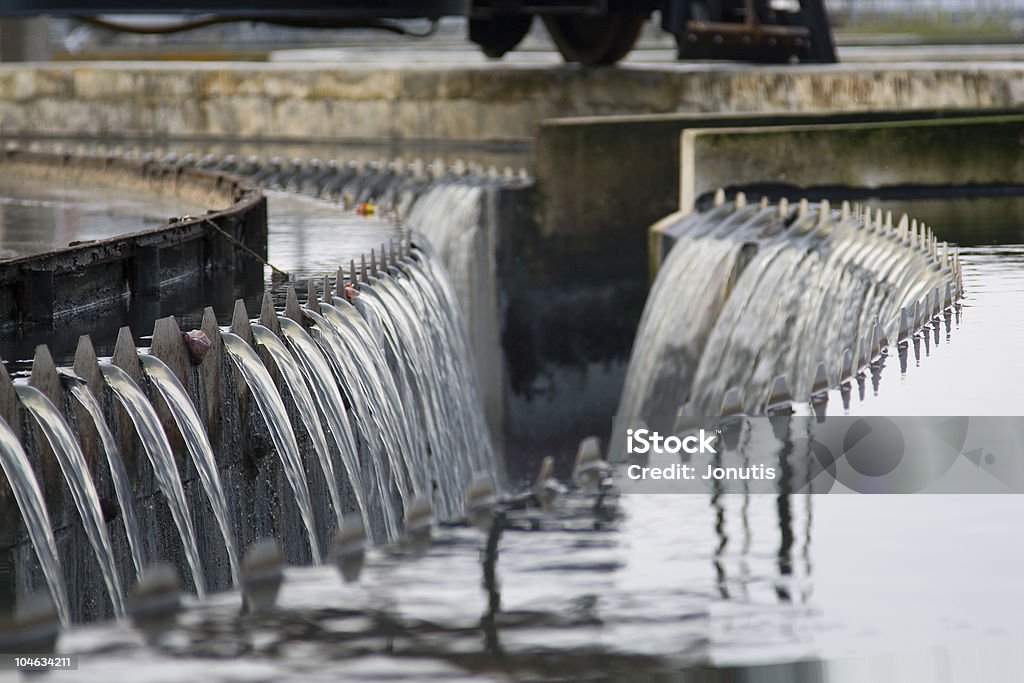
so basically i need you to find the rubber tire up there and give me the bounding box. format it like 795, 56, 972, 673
542, 14, 645, 66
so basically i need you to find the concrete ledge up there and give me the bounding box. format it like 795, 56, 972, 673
534, 108, 1015, 279
679, 113, 1024, 215
4, 62, 1024, 143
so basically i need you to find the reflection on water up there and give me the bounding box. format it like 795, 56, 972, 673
49, 492, 1024, 681
263, 190, 405, 283
0, 177, 205, 259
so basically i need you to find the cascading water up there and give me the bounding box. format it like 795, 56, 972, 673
322, 299, 428, 494
14, 385, 126, 618
61, 373, 146, 580
138, 354, 241, 587
278, 316, 393, 541
398, 250, 496, 478
351, 251, 498, 517
405, 183, 503, 429
356, 278, 465, 515
407, 183, 486, 319
101, 363, 208, 597
221, 332, 322, 564
251, 323, 348, 529
618, 199, 956, 419
1, 151, 508, 626
304, 306, 415, 510
0, 417, 70, 626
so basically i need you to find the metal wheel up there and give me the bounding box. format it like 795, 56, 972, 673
542, 14, 645, 66
469, 15, 534, 59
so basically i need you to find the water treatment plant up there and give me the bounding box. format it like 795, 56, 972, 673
0, 3, 1023, 681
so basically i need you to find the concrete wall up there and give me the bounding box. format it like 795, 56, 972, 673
679, 113, 1024, 215
3, 62, 1024, 143
534, 109, 1015, 282
0, 18, 49, 63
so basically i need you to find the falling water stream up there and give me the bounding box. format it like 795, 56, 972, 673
0, 417, 70, 626
0, 161, 501, 629
14, 385, 125, 618
138, 354, 241, 587
399, 252, 496, 477
619, 201, 953, 419
250, 323, 347, 529
100, 363, 208, 597
60, 373, 146, 580
221, 331, 322, 564
304, 307, 414, 511
277, 316, 390, 541
322, 300, 428, 495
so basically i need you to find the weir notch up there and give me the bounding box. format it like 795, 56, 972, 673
306, 279, 321, 315
28, 345, 62, 416
150, 316, 190, 388
259, 292, 281, 337
229, 299, 253, 347
200, 307, 224, 440
284, 286, 303, 323
0, 356, 15, 430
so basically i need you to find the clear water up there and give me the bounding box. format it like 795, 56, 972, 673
0, 177, 205, 259
0, 417, 70, 626
221, 332, 322, 564
62, 373, 146, 580
100, 363, 208, 597
264, 190, 405, 282
138, 354, 241, 587
14, 384, 125, 619
251, 323, 347, 529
